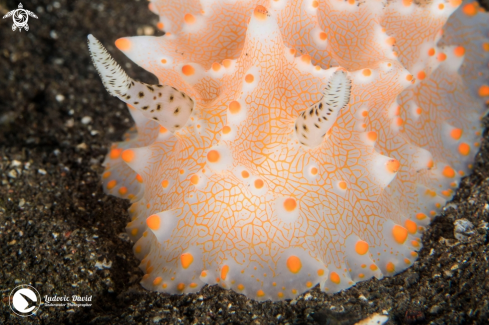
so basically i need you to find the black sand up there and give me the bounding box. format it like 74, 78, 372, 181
1, 0, 489, 324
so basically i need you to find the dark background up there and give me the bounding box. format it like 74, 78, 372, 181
1, 0, 489, 324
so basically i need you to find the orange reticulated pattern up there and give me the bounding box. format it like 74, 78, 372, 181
101, 0, 488, 301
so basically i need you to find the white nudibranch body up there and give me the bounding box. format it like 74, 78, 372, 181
89, 0, 489, 302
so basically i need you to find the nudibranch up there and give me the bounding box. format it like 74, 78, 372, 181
88, 0, 489, 301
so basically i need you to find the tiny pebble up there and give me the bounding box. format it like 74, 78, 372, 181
81, 116, 92, 124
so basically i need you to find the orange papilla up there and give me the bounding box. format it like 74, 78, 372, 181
286, 256, 302, 273
392, 225, 408, 244
115, 38, 131, 51
283, 198, 297, 212
207, 150, 220, 163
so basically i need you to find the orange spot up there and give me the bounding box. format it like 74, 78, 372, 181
110, 148, 122, 159
122, 149, 135, 162
179, 169, 185, 175
438, 3, 444, 10
301, 54, 311, 64
405, 220, 417, 235
386, 262, 395, 273
362, 69, 371, 77
184, 13, 195, 24
483, 43, 489, 52
286, 256, 302, 274
135, 245, 142, 254
180, 253, 194, 269
386, 159, 400, 173
222, 59, 232, 68
237, 284, 244, 290
146, 214, 161, 231
449, 0, 462, 6
370, 264, 378, 271
437, 53, 447, 61
319, 32, 327, 41
338, 181, 347, 190
153, 277, 162, 286
189, 283, 197, 288
253, 5, 268, 20
306, 281, 312, 288
458, 143, 470, 156
411, 251, 418, 258
157, 22, 164, 30
428, 48, 435, 56
283, 198, 297, 212
201, 271, 207, 277
402, 0, 412, 6
396, 117, 404, 126
107, 180, 117, 190
229, 101, 241, 114
462, 3, 477, 16
289, 48, 297, 55
190, 174, 199, 185
159, 126, 167, 133
207, 150, 220, 163
212, 62, 221, 72
392, 225, 408, 244
161, 180, 169, 188
245, 74, 254, 83
221, 265, 229, 280
102, 171, 111, 179
454, 46, 465, 57
442, 166, 455, 178
254, 179, 264, 189
277, 292, 284, 298
241, 170, 249, 178
404, 258, 411, 265
136, 174, 143, 183
257, 290, 265, 297
115, 38, 131, 51
130, 228, 138, 236
330, 272, 340, 284
177, 283, 185, 291
417, 71, 426, 80
411, 240, 420, 248
450, 128, 462, 140
182, 65, 195, 76
317, 269, 325, 276
222, 126, 231, 134
479, 85, 489, 97
406, 74, 413, 81
358, 273, 365, 279
366, 131, 377, 141
441, 189, 452, 197
361, 110, 368, 117
355, 240, 369, 255
386, 37, 396, 46
416, 107, 422, 115
118, 187, 128, 195
312, 0, 319, 8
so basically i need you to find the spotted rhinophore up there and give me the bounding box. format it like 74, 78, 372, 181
88, 0, 489, 301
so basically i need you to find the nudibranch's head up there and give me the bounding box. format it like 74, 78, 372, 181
89, 0, 489, 301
